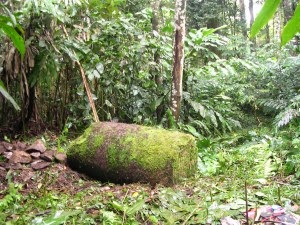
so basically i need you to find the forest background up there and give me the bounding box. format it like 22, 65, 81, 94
1, 0, 300, 176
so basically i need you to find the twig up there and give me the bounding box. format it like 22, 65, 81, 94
245, 181, 249, 225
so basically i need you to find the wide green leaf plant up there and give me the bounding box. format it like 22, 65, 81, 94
0, 4, 24, 110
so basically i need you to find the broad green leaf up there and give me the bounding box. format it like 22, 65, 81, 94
0, 15, 10, 24
0, 80, 20, 111
126, 199, 145, 216
61, 46, 79, 61
32, 210, 80, 225
151, 96, 164, 111
110, 201, 124, 212
0, 23, 25, 57
250, 0, 281, 39
281, 3, 300, 46
185, 125, 201, 138
96, 62, 104, 74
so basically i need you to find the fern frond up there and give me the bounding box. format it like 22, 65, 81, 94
189, 100, 207, 118
274, 108, 299, 128
191, 119, 212, 135
258, 99, 288, 112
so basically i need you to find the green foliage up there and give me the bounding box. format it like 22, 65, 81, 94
0, 4, 25, 57
197, 130, 279, 178
1, 127, 300, 224
0, 79, 20, 110
182, 27, 254, 135
281, 3, 300, 45
250, 0, 281, 39
268, 127, 300, 178
186, 0, 235, 30
32, 210, 81, 225
273, 95, 300, 129
197, 124, 300, 182
0, 182, 22, 211
0, 0, 299, 139
251, 0, 300, 46
252, 55, 300, 128
1, 0, 300, 223
183, 55, 259, 135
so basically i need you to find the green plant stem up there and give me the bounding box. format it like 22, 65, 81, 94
245, 181, 249, 225
182, 206, 199, 225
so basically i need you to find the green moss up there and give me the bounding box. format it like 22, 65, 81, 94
107, 144, 131, 168
89, 133, 104, 155
67, 122, 198, 184
67, 125, 104, 161
106, 126, 197, 181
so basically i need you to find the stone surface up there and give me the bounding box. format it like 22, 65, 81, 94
9, 150, 32, 164
3, 151, 12, 159
3, 142, 13, 151
67, 122, 198, 186
19, 170, 35, 182
30, 152, 41, 159
26, 139, 46, 153
6, 163, 23, 170
0, 144, 6, 154
40, 150, 55, 162
54, 152, 67, 163
31, 160, 51, 170
15, 141, 27, 150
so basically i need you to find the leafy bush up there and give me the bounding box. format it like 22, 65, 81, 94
253, 55, 300, 128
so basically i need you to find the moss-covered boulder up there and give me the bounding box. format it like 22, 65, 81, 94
67, 122, 197, 186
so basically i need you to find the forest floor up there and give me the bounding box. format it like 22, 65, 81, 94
0, 127, 300, 224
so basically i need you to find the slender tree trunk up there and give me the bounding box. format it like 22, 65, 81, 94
151, 0, 164, 123
171, 0, 186, 122
248, 0, 254, 27
248, 0, 256, 46
282, 0, 294, 23
239, 0, 247, 38
233, 1, 237, 35
265, 23, 270, 43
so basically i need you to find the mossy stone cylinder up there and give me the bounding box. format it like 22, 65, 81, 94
67, 122, 197, 186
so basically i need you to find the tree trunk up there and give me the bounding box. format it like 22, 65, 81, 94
171, 0, 186, 122
239, 0, 247, 38
265, 23, 270, 44
248, 0, 254, 27
282, 0, 294, 23
151, 0, 164, 123
248, 0, 256, 46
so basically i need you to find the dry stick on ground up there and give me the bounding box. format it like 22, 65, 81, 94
62, 25, 99, 123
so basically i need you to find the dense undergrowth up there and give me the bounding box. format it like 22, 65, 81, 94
1, 124, 299, 224
1, 0, 300, 224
